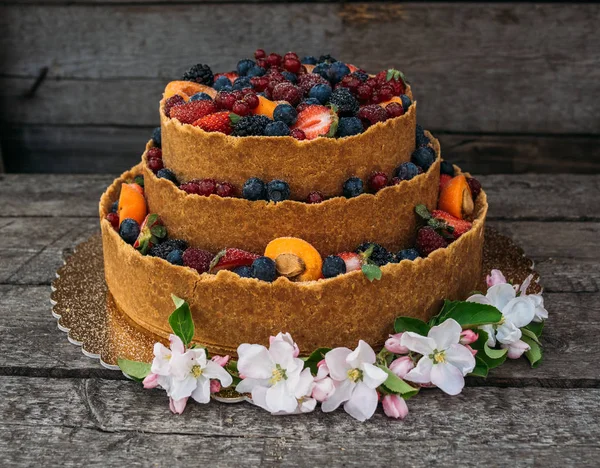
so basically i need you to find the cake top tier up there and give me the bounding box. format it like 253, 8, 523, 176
161, 49, 413, 140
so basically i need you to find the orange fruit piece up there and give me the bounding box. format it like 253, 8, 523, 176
304, 64, 316, 74
253, 95, 278, 119
118, 183, 147, 226
380, 96, 403, 107
264, 237, 323, 282
437, 175, 474, 220
164, 81, 217, 101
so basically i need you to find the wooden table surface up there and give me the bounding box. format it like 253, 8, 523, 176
0, 173, 599, 466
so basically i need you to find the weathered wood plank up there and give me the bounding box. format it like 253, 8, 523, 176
0, 377, 598, 466
1, 3, 599, 134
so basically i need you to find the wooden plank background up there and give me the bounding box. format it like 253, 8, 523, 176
0, 1, 599, 173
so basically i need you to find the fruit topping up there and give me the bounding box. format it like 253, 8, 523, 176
242, 177, 267, 201
106, 212, 119, 230
267, 180, 291, 202
343, 177, 364, 198
189, 92, 214, 102
149, 239, 189, 260
164, 95, 186, 117
147, 157, 164, 174
264, 121, 291, 137
273, 104, 298, 126
416, 227, 448, 257
183, 248, 215, 274
232, 114, 272, 137
118, 183, 147, 226
251, 257, 278, 282
393, 162, 420, 181
193, 111, 237, 135
385, 101, 405, 119
356, 242, 394, 267
308, 83, 332, 105
357, 104, 388, 128
147, 147, 162, 160
165, 81, 216, 101
297, 73, 329, 95
170, 100, 218, 125
166, 249, 184, 266
338, 252, 363, 272
210, 248, 261, 273
213, 75, 233, 92
306, 191, 325, 204
439, 174, 453, 191
329, 88, 359, 116
415, 124, 430, 147
182, 64, 214, 86
264, 237, 323, 282
252, 95, 278, 119
215, 182, 235, 197
301, 56, 318, 65
292, 105, 338, 140
440, 160, 455, 176
290, 128, 306, 140
399, 94, 412, 112
151, 127, 161, 148
119, 219, 140, 245
396, 248, 420, 261
438, 175, 475, 219
322, 255, 347, 278
367, 171, 389, 193
336, 117, 363, 137
432, 210, 473, 239
156, 168, 179, 185
467, 177, 482, 200
237, 59, 256, 76
133, 213, 167, 254
411, 146, 436, 172
271, 82, 302, 106
233, 265, 253, 278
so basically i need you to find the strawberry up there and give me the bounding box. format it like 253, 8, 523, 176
440, 174, 452, 191
209, 248, 260, 273
292, 105, 338, 140
338, 252, 363, 272
432, 210, 473, 239
415, 227, 448, 257
170, 100, 217, 124
193, 112, 237, 135
133, 214, 167, 254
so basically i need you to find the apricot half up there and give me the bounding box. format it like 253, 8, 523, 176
437, 175, 474, 220
264, 237, 323, 282
118, 183, 147, 226
164, 81, 217, 102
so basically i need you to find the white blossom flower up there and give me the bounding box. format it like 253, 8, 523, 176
312, 360, 336, 402
269, 332, 300, 358
400, 319, 476, 396
517, 275, 549, 323
502, 339, 530, 359
321, 340, 388, 421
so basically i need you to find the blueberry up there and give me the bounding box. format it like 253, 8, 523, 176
343, 177, 364, 198
247, 66, 266, 78
300, 98, 320, 107
119, 218, 140, 245
166, 249, 184, 266
281, 71, 297, 84
152, 127, 161, 148
336, 117, 363, 138
327, 61, 351, 84
308, 83, 332, 104
440, 160, 455, 176
156, 168, 179, 185
267, 179, 290, 202
233, 265, 253, 278
213, 75, 232, 91
242, 177, 267, 201
415, 124, 430, 148
393, 162, 420, 181
322, 255, 347, 278
237, 59, 256, 76
396, 248, 420, 262
400, 94, 412, 112
251, 257, 277, 282
264, 121, 291, 137
233, 76, 252, 90
411, 147, 436, 171
301, 56, 318, 65
111, 200, 119, 213
189, 92, 213, 102
313, 62, 330, 80
273, 104, 298, 126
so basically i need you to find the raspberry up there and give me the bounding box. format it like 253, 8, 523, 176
216, 182, 235, 197
356, 84, 373, 103
192, 178, 217, 196
147, 158, 163, 174
164, 95, 185, 117
367, 172, 389, 193
306, 191, 324, 204
357, 105, 388, 128
386, 102, 405, 118
290, 128, 306, 140
179, 183, 201, 195
250, 76, 269, 92
106, 212, 119, 230
467, 177, 482, 200
254, 49, 266, 59
329, 88, 359, 116
232, 100, 250, 116
416, 227, 448, 256
267, 53, 282, 67
378, 84, 394, 102
183, 248, 215, 274
243, 93, 259, 109
338, 75, 362, 94
297, 73, 329, 95
272, 82, 301, 105
170, 100, 217, 124
147, 147, 162, 160
182, 64, 214, 86
231, 115, 271, 137
215, 91, 237, 110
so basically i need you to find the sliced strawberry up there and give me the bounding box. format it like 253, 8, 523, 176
215, 71, 238, 83
170, 100, 217, 124
133, 213, 166, 254
292, 105, 338, 140
347, 63, 359, 73
440, 174, 453, 191
338, 252, 363, 272
432, 210, 473, 239
209, 248, 260, 273
193, 111, 237, 135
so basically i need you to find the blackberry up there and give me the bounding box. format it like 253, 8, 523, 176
152, 127, 161, 148
322, 255, 347, 278
356, 242, 394, 267
156, 168, 179, 185
232, 115, 271, 137
182, 63, 214, 86
149, 239, 189, 260
415, 124, 430, 147
329, 88, 359, 116
440, 161, 455, 176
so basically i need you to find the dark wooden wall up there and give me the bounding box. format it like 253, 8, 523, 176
1, 2, 599, 174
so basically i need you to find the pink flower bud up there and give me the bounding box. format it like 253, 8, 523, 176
269, 332, 300, 357
385, 333, 409, 354
486, 269, 507, 287
465, 344, 477, 356
211, 355, 230, 367
316, 359, 330, 380
460, 329, 479, 345
210, 380, 222, 393
312, 377, 335, 402
389, 356, 415, 379
382, 394, 409, 420
142, 373, 159, 389
502, 340, 530, 359
169, 397, 188, 414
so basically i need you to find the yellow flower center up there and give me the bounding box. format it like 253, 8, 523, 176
432, 350, 447, 364
270, 365, 287, 384
191, 365, 203, 378
347, 368, 363, 383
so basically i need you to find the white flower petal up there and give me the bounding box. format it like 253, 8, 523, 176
169, 334, 185, 355
430, 362, 465, 396
157, 374, 172, 392
168, 375, 198, 401
190, 347, 207, 368
265, 381, 298, 414
299, 397, 317, 413
503, 297, 536, 328
445, 344, 476, 375
250, 386, 269, 412
268, 340, 296, 369
487, 283, 516, 311
190, 376, 211, 404
496, 321, 522, 345
478, 324, 497, 347
203, 360, 233, 388
466, 294, 492, 306
321, 379, 354, 413
343, 382, 379, 422
325, 347, 352, 381
518, 274, 533, 295
169, 351, 195, 380
404, 356, 433, 384
292, 368, 315, 399
347, 340, 377, 368
428, 319, 462, 350
502, 339, 530, 359
400, 332, 436, 356
237, 344, 274, 380
361, 363, 388, 389
236, 377, 264, 394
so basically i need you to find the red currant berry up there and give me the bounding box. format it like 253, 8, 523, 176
290, 128, 306, 140
194, 178, 216, 196
385, 102, 404, 118
267, 53, 282, 67
179, 183, 201, 195
250, 76, 269, 92
283, 52, 299, 61
357, 84, 373, 103
232, 100, 250, 116
243, 93, 259, 109
216, 182, 235, 198
357, 104, 388, 128
256, 58, 267, 69
232, 90, 244, 100
215, 92, 236, 110
106, 212, 119, 230
254, 49, 266, 59
390, 177, 401, 186
306, 191, 324, 204
367, 172, 389, 193
147, 147, 162, 160
147, 158, 163, 174
283, 58, 301, 74
272, 82, 301, 106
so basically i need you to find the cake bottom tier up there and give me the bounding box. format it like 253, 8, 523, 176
100, 167, 487, 355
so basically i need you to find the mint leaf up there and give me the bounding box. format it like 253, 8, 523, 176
435, 300, 502, 328
415, 204, 431, 221
524, 321, 544, 338
303, 347, 331, 374
169, 295, 194, 346
522, 335, 543, 368
150, 224, 167, 239
469, 355, 489, 377
361, 264, 382, 282
377, 365, 419, 398
394, 317, 430, 336
118, 358, 151, 381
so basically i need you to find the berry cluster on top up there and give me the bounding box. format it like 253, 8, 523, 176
161, 50, 413, 140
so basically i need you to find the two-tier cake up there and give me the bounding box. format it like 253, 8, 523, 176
99, 50, 487, 355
